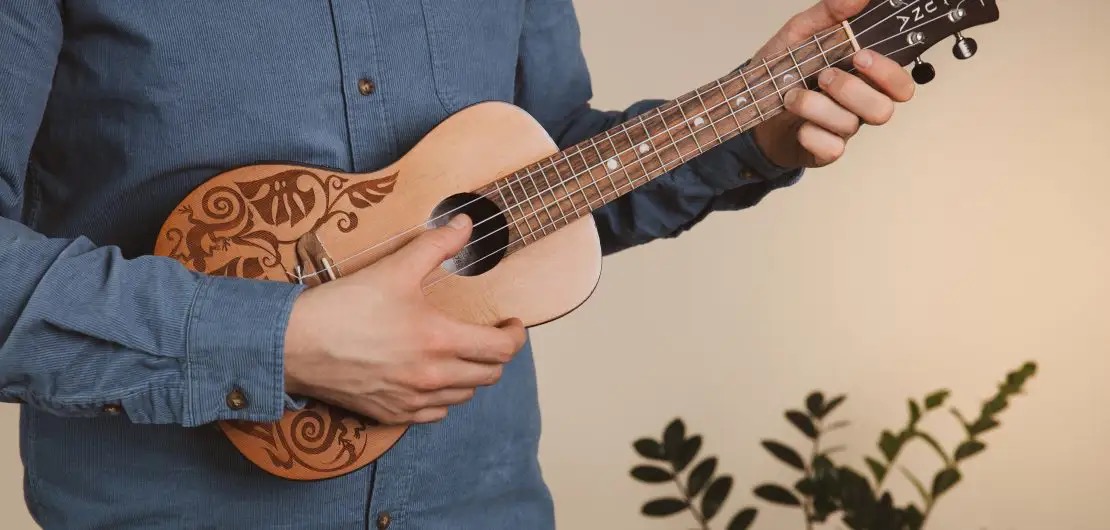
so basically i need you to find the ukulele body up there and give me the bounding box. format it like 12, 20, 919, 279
153, 101, 603, 480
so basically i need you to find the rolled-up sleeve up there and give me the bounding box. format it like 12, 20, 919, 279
0, 1, 303, 427
515, 0, 804, 255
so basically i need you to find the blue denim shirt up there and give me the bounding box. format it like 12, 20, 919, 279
0, 1, 801, 528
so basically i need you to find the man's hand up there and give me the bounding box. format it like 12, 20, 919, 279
282, 214, 527, 424
751, 0, 917, 169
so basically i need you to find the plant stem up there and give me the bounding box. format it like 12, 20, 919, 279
801, 420, 821, 530
671, 475, 709, 530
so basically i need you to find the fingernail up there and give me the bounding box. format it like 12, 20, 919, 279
818, 68, 835, 88
784, 89, 798, 106
448, 214, 468, 229
855, 50, 874, 69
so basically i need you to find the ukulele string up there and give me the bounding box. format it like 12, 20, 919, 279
420, 11, 951, 292
294, 0, 926, 283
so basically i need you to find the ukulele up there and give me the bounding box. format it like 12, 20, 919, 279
154, 0, 1000, 480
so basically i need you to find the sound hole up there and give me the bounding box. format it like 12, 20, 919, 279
428, 193, 509, 277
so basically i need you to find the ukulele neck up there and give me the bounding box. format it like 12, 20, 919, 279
490, 24, 859, 253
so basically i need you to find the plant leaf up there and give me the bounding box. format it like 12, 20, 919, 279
761, 440, 805, 471
925, 390, 950, 410
954, 440, 986, 462
701, 476, 734, 520
865, 457, 887, 483
633, 438, 667, 461
806, 392, 825, 417
753, 484, 801, 506
630, 465, 673, 483
727, 508, 758, 530
785, 410, 818, 439
674, 435, 702, 472
983, 394, 1008, 415
820, 395, 847, 418
900, 466, 931, 504
879, 430, 901, 461
687, 457, 718, 497
663, 419, 686, 461
968, 417, 1000, 436
908, 399, 921, 424
642, 498, 688, 517
931, 468, 962, 498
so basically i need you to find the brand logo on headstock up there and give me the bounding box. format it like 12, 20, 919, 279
897, 0, 954, 31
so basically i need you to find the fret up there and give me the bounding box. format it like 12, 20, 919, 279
693, 89, 722, 143
813, 33, 832, 69
538, 165, 569, 227
549, 153, 582, 221
657, 106, 684, 170
522, 169, 550, 236
673, 97, 703, 151
589, 138, 620, 199
739, 68, 765, 123
785, 47, 806, 90
606, 128, 638, 190
575, 147, 606, 210
762, 58, 785, 107
639, 116, 667, 171
502, 178, 536, 243
715, 78, 745, 134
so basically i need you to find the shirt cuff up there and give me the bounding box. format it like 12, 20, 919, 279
733, 129, 800, 181
184, 275, 305, 427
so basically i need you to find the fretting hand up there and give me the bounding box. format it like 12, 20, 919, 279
282, 215, 527, 424
751, 0, 917, 169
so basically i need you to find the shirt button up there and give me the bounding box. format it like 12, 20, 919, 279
375, 512, 391, 529
226, 388, 248, 410
358, 78, 376, 96
102, 404, 122, 415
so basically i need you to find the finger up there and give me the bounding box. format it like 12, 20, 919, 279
797, 121, 846, 166
852, 49, 915, 103
450, 316, 527, 364
817, 68, 895, 126
779, 0, 870, 44
783, 88, 861, 138
416, 388, 477, 408
427, 359, 505, 389
385, 214, 472, 282
410, 407, 448, 424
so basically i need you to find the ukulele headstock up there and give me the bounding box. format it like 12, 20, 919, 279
847, 0, 1000, 84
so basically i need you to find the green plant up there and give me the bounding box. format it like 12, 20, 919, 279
630, 361, 1037, 530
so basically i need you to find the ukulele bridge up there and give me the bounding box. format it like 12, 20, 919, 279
294, 231, 341, 287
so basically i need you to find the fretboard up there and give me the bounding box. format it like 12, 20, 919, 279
488, 26, 858, 253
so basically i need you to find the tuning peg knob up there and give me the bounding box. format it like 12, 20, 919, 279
952, 32, 978, 60
912, 58, 936, 84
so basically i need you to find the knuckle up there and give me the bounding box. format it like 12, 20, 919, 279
413, 367, 448, 391
868, 101, 895, 125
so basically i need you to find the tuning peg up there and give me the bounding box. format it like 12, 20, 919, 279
952, 32, 978, 60
912, 57, 936, 85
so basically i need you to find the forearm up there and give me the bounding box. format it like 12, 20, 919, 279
0, 217, 303, 426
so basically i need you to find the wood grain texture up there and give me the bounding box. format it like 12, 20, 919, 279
153, 102, 603, 480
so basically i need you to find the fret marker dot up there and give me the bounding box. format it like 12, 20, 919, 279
736, 96, 748, 106
606, 158, 618, 171
783, 74, 796, 84
638, 143, 650, 154
693, 117, 705, 127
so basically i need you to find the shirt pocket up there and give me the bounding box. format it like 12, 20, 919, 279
420, 0, 526, 113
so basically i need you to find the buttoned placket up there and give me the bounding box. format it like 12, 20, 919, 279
326, 1, 398, 527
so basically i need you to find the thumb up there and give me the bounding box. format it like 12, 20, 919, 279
761, 0, 869, 54
387, 214, 472, 282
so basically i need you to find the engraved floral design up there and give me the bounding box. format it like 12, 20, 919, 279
224, 402, 373, 475
164, 168, 398, 280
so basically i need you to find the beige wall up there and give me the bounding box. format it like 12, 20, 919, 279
1, 0, 1107, 528
533, 0, 1110, 529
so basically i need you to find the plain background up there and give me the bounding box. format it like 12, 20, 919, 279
2, 0, 1107, 528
